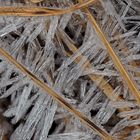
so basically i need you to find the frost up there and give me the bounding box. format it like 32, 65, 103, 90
59, 14, 72, 29
48, 132, 91, 140
95, 100, 116, 124
118, 109, 140, 118
0, 18, 25, 37
45, 16, 59, 49
82, 68, 118, 77
0, 0, 140, 140
109, 101, 138, 108
26, 22, 45, 43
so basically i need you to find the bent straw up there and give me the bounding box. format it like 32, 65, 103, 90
78, 0, 140, 105
135, 136, 140, 140
30, 0, 44, 3
0, 47, 113, 140
0, 0, 95, 16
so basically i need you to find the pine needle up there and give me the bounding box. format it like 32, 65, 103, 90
78, 0, 140, 105
0, 47, 113, 140
0, 0, 95, 16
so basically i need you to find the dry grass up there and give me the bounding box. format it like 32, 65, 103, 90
0, 0, 140, 140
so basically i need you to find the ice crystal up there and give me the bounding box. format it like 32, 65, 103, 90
0, 0, 140, 140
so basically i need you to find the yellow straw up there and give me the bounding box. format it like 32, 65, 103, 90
0, 0, 95, 16
78, 0, 140, 104
0, 47, 113, 140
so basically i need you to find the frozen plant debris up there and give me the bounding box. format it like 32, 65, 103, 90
0, 0, 140, 140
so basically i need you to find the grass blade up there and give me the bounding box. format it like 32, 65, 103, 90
0, 0, 95, 16
0, 47, 113, 140
78, 0, 140, 105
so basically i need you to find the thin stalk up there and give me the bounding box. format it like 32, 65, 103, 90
135, 136, 140, 140
0, 0, 95, 16
30, 0, 44, 3
78, 0, 140, 104
0, 47, 113, 140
